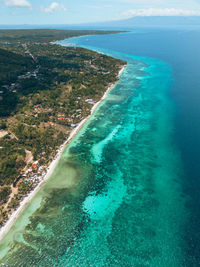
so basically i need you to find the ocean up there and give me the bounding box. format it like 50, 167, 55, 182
0, 28, 200, 266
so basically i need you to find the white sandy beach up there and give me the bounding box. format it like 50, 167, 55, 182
0, 64, 126, 242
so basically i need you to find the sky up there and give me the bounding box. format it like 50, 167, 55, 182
1, 0, 200, 25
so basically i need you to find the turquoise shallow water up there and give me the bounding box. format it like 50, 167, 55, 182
0, 37, 187, 266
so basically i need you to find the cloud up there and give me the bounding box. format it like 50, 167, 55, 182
121, 8, 200, 18
5, 0, 31, 8
42, 2, 66, 13
110, 0, 200, 11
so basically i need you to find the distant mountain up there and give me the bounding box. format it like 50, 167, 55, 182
1, 16, 200, 30
55, 16, 200, 30
78, 16, 200, 29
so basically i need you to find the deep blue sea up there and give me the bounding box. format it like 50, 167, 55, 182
60, 29, 200, 264
0, 28, 200, 266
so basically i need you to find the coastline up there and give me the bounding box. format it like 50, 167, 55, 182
0, 64, 126, 242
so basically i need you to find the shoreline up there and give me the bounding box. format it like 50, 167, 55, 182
0, 64, 126, 242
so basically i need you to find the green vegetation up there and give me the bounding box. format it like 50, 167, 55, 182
0, 48, 34, 84
0, 186, 10, 204
0, 29, 125, 225
0, 29, 123, 44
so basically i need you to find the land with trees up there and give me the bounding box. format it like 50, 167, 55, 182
0, 29, 125, 226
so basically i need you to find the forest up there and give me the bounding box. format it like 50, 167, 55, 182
0, 29, 125, 225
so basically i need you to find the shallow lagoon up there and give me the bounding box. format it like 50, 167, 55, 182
0, 30, 199, 265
